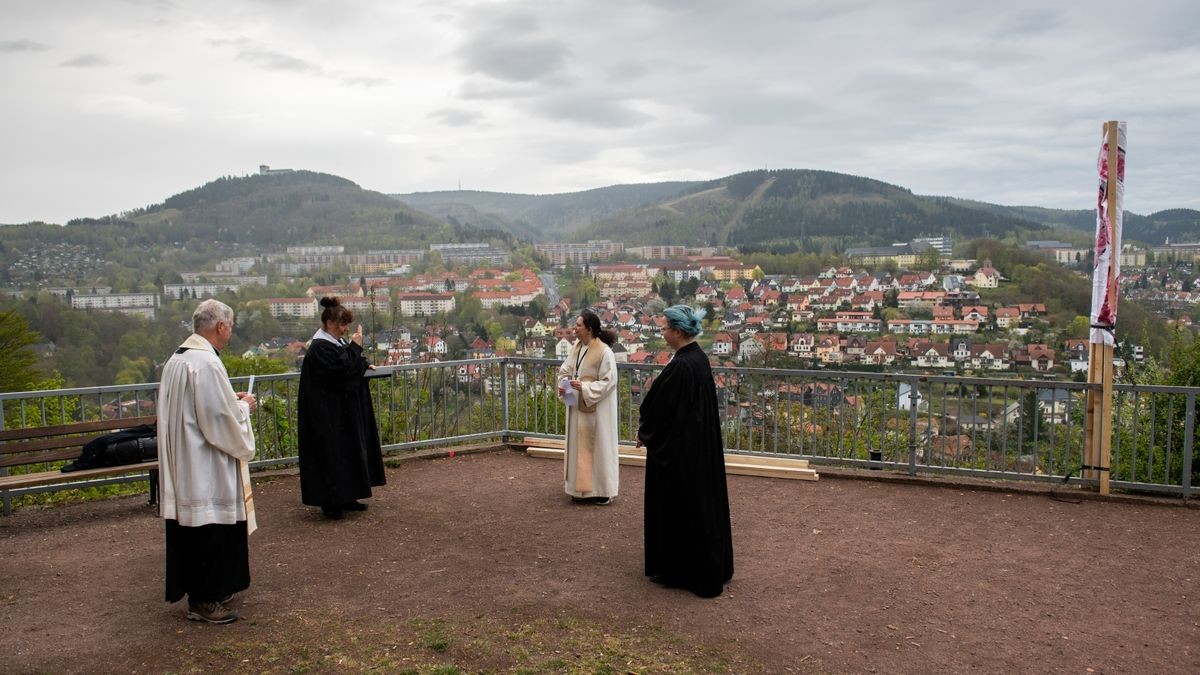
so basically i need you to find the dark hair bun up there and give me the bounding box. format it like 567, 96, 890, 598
319, 296, 340, 309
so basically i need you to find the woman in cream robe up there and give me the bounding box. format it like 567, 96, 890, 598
558, 310, 620, 503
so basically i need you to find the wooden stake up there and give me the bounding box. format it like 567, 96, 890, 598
1084, 343, 1099, 483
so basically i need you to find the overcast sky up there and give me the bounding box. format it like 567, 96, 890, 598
2, 0, 1198, 225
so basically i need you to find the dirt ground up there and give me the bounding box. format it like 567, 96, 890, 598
2, 449, 1199, 674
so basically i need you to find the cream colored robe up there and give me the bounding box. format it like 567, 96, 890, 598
158, 334, 256, 527
558, 340, 619, 498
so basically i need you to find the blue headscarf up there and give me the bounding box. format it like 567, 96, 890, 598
663, 304, 706, 337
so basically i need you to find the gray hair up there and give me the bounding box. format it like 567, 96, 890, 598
192, 299, 234, 333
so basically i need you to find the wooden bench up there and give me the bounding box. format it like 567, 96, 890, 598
514, 436, 819, 481
0, 415, 158, 515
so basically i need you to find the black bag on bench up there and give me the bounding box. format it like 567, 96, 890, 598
61, 425, 158, 472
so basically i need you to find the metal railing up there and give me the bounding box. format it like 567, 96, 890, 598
2, 357, 1196, 511
509, 359, 1197, 496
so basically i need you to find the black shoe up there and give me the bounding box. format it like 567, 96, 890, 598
588, 497, 612, 505
187, 601, 239, 624
321, 506, 344, 520
341, 501, 367, 512
570, 496, 588, 503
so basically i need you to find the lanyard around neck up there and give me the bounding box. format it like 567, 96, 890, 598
575, 344, 589, 372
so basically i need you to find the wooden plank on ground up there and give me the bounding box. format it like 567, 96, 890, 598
517, 437, 809, 467
524, 446, 817, 481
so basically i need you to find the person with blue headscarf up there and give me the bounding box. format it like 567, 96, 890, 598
636, 304, 734, 598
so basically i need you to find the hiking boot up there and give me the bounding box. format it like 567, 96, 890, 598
187, 601, 239, 624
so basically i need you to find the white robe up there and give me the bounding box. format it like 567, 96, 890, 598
157, 334, 256, 527
558, 341, 619, 498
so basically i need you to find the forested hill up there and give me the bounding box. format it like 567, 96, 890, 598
0, 171, 516, 284
392, 182, 701, 241
569, 169, 1044, 251
398, 171, 1200, 248
938, 198, 1200, 246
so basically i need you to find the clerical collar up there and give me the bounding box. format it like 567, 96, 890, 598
176, 333, 219, 355
178, 345, 220, 355
312, 328, 344, 346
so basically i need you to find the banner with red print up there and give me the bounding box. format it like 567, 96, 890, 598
1090, 122, 1126, 346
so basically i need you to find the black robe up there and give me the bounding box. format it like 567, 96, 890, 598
298, 339, 386, 507
638, 341, 734, 597
164, 519, 249, 603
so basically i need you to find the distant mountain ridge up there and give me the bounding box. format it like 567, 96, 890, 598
391, 182, 701, 241
0, 170, 519, 286
0, 171, 499, 259
395, 170, 1200, 248
117, 170, 466, 249
4, 168, 1198, 281
936, 197, 1200, 246
565, 169, 1044, 250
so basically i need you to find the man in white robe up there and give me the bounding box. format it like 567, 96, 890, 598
158, 299, 257, 624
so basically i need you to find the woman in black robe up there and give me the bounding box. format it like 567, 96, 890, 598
636, 304, 733, 598
298, 297, 386, 520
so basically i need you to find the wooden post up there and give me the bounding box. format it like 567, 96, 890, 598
1084, 344, 1099, 483
1088, 341, 1114, 495
1085, 121, 1120, 495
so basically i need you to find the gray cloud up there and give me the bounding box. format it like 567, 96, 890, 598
990, 8, 1066, 39
4, 0, 1200, 223
530, 95, 654, 129
430, 108, 485, 126
60, 54, 111, 68
605, 60, 649, 83
458, 37, 571, 83
0, 39, 50, 53
236, 46, 321, 73
340, 75, 388, 87
211, 37, 390, 88
458, 79, 544, 100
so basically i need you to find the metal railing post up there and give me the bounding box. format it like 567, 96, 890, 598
1, 400, 8, 513
1183, 393, 1195, 495
501, 358, 511, 438
908, 377, 920, 475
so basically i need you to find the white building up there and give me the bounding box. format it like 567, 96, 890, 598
70, 292, 159, 319
216, 257, 260, 274
555, 337, 574, 360
164, 276, 267, 300
535, 240, 624, 265
267, 298, 318, 319
397, 293, 456, 316
340, 296, 391, 318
